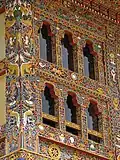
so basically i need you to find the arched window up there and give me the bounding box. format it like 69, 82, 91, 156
42, 83, 58, 127
83, 41, 98, 80
65, 94, 77, 123
87, 101, 100, 131
65, 92, 80, 135
42, 84, 56, 115
39, 22, 52, 62
61, 33, 74, 71
87, 101, 102, 143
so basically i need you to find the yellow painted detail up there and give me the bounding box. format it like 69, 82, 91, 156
8, 64, 19, 76
113, 98, 119, 110
0, 12, 5, 60
48, 144, 61, 160
117, 155, 120, 160
21, 63, 32, 76
0, 75, 6, 125
0, 12, 6, 125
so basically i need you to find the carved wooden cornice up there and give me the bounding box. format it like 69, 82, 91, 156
94, 0, 120, 11
49, 0, 120, 24
0, 0, 119, 22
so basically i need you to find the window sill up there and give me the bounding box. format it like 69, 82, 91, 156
65, 121, 80, 130
42, 113, 58, 123
88, 129, 103, 138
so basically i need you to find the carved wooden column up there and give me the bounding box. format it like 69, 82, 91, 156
77, 38, 85, 76
72, 35, 79, 73
36, 79, 45, 123
33, 19, 43, 59
82, 99, 89, 139
101, 41, 108, 85
51, 24, 57, 65
101, 102, 111, 147
76, 94, 83, 138
94, 42, 105, 83
56, 29, 64, 67
5, 0, 37, 156
59, 89, 66, 131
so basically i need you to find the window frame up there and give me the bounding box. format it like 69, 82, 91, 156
61, 31, 78, 72
83, 40, 98, 80
65, 91, 81, 135
87, 100, 103, 143
41, 83, 59, 128
39, 21, 56, 64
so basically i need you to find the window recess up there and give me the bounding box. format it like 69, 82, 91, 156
39, 22, 53, 63
87, 101, 103, 143
61, 32, 78, 72
83, 41, 98, 80
42, 83, 59, 128
65, 92, 80, 135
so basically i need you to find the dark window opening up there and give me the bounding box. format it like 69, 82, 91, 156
83, 44, 96, 80
43, 118, 56, 128
65, 94, 77, 123
42, 86, 55, 116
61, 34, 74, 71
88, 134, 101, 143
66, 126, 78, 136
87, 102, 100, 132
0, 138, 5, 157
39, 23, 52, 62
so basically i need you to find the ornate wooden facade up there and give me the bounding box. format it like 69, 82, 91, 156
0, 0, 120, 159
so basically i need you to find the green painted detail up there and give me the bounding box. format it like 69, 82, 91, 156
13, 5, 22, 21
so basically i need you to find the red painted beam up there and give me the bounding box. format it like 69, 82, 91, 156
0, 7, 5, 14
0, 69, 6, 76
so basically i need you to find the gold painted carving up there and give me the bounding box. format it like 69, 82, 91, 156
21, 63, 32, 76
117, 155, 120, 160
48, 144, 61, 160
65, 121, 80, 130
8, 64, 19, 76
88, 129, 103, 139
113, 98, 119, 110
42, 113, 58, 123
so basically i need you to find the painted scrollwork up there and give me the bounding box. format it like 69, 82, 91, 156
7, 80, 20, 109
3, 0, 120, 159
111, 68, 117, 83
22, 80, 35, 108
48, 144, 61, 160
6, 0, 34, 64
23, 110, 35, 126
9, 111, 20, 128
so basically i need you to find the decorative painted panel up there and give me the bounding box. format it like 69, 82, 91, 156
1, 0, 119, 160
